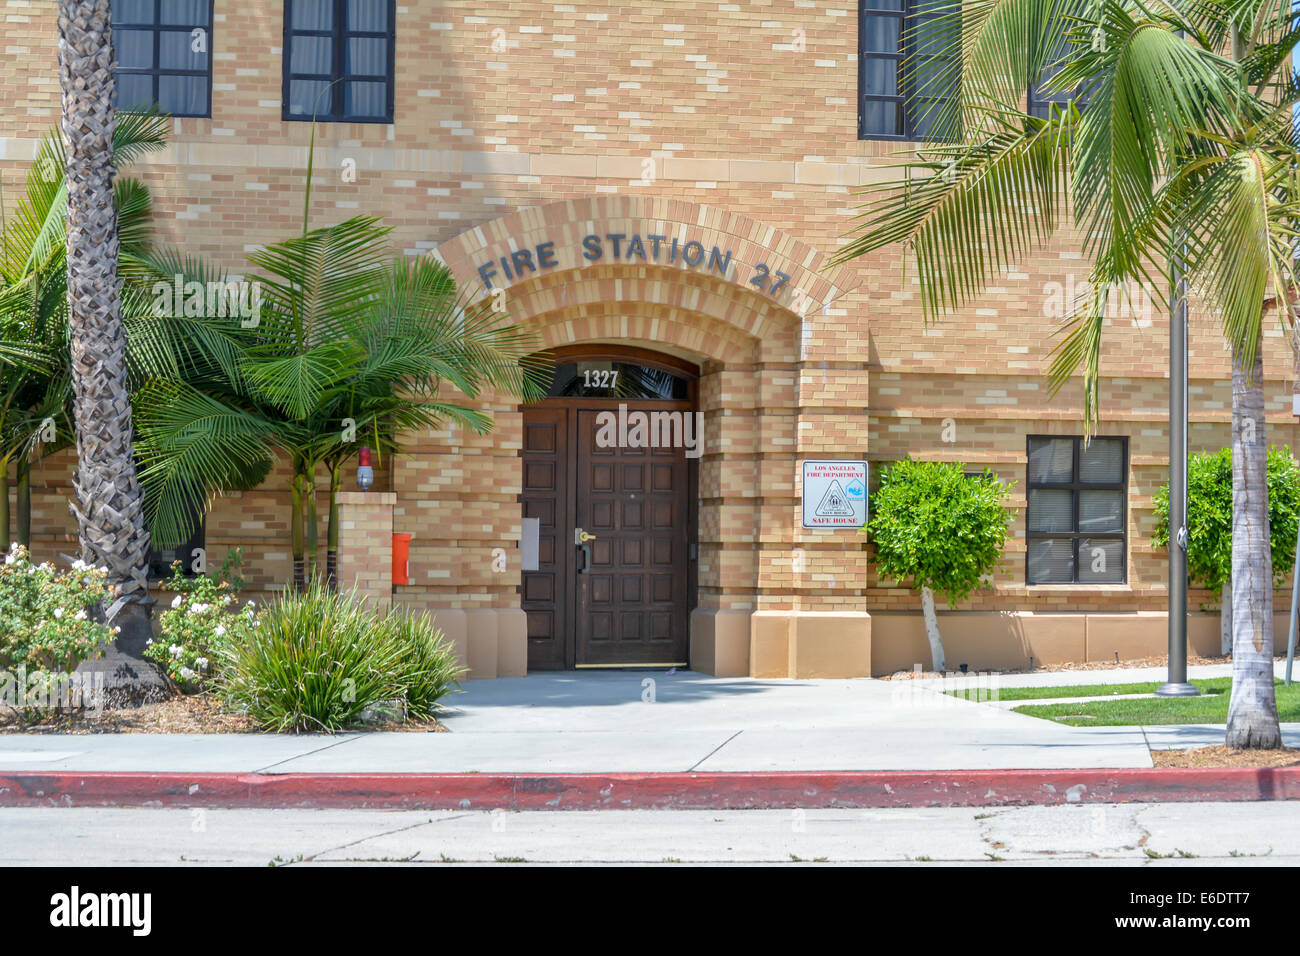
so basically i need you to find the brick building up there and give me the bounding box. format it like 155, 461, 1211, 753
2, 0, 1297, 677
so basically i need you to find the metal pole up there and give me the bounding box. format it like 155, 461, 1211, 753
1287, 513, 1299, 684
1158, 247, 1200, 697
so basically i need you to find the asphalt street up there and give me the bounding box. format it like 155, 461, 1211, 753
1, 801, 1294, 865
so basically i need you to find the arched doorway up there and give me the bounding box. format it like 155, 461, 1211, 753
520, 344, 700, 670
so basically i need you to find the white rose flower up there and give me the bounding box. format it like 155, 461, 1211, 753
195, 657, 209, 672
214, 625, 227, 637
171, 595, 183, 609
169, 644, 184, 659
52, 608, 64, 619
189, 602, 209, 614
74, 609, 87, 621
179, 667, 196, 681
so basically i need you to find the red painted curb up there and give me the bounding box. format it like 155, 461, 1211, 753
3, 767, 1300, 810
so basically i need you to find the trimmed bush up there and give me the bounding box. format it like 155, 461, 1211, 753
1152, 446, 1300, 653
867, 459, 1016, 671
216, 581, 464, 732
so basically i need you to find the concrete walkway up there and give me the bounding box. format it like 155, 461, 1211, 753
2, 669, 1291, 774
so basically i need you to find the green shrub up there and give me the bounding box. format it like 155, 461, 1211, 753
868, 459, 1016, 603
0, 544, 117, 675
146, 555, 256, 692
1152, 446, 1300, 591
867, 459, 1015, 670
216, 582, 463, 732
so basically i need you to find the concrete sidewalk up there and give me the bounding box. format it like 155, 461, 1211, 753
0, 670, 1290, 775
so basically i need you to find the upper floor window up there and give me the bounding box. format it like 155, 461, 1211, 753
858, 0, 956, 140
1025, 436, 1128, 585
113, 0, 212, 118
1029, 25, 1095, 119
283, 0, 395, 123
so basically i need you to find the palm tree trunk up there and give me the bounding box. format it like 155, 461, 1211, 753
57, 0, 154, 657
0, 459, 9, 550
1219, 577, 1233, 657
305, 474, 319, 584
16, 457, 31, 547
326, 464, 340, 590
290, 471, 306, 590
920, 584, 946, 673
1225, 346, 1282, 748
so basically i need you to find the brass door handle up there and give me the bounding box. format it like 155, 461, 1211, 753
575, 528, 597, 544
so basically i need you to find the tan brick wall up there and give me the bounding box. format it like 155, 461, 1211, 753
4, 1, 1298, 672
335, 491, 395, 610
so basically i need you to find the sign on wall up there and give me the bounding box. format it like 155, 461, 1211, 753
801, 460, 868, 529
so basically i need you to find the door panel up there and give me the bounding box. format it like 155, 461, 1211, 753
520, 407, 570, 669
576, 406, 690, 666
521, 400, 694, 669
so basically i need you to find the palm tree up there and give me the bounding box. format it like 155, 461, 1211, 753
56, 0, 156, 655
834, 0, 1298, 748
135, 217, 545, 592
0, 113, 171, 550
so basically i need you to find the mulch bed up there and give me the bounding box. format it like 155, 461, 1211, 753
1151, 745, 1300, 769
878, 653, 1236, 680
0, 693, 447, 735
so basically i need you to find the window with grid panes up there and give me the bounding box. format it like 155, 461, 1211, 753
113, 0, 212, 118
859, 0, 957, 140
1025, 436, 1127, 584
283, 0, 395, 123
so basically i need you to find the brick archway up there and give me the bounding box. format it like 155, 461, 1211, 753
394, 199, 871, 680
432, 195, 859, 326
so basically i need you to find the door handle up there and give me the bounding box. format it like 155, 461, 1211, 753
575, 527, 595, 573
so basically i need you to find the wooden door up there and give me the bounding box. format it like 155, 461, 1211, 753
574, 404, 691, 666
520, 406, 570, 669
520, 401, 694, 669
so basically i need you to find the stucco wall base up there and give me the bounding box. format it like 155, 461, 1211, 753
870, 611, 1288, 676
689, 609, 752, 677
395, 607, 525, 680
740, 611, 871, 678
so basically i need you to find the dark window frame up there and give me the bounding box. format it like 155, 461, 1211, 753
113, 0, 213, 119
1028, 24, 1094, 119
147, 514, 207, 581
858, 0, 954, 141
1025, 435, 1128, 585
282, 0, 396, 124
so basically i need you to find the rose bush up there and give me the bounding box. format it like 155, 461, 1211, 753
0, 543, 118, 672
145, 556, 258, 692
0, 544, 118, 714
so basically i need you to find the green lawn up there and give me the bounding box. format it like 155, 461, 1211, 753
1011, 678, 1300, 726
948, 681, 1167, 702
